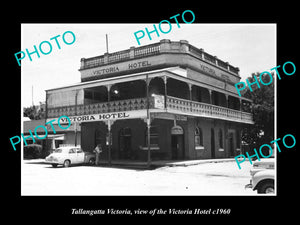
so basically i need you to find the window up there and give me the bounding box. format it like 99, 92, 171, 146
76, 148, 83, 153
195, 127, 203, 147
69, 149, 76, 154
218, 129, 223, 149
145, 126, 159, 147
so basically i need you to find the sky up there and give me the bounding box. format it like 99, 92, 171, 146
21, 23, 276, 107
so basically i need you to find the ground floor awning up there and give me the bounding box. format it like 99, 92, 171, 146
46, 134, 65, 140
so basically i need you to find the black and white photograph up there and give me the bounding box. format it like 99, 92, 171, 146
20, 23, 276, 196
4, 4, 298, 221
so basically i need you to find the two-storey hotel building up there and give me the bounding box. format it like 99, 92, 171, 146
45, 39, 254, 163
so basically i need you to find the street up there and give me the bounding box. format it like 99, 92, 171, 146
21, 160, 258, 195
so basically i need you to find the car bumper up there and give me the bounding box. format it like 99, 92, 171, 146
245, 180, 253, 189
45, 159, 63, 165
245, 183, 253, 189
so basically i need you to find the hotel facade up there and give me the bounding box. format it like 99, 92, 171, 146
45, 39, 253, 163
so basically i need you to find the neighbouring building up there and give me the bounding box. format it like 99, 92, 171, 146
45, 39, 253, 163
23, 118, 80, 156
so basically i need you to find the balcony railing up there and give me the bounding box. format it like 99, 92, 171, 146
134, 43, 161, 58
166, 96, 253, 123
80, 40, 240, 75
47, 98, 152, 118
47, 96, 253, 124
80, 42, 161, 70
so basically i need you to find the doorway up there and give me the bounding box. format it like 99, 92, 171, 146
95, 128, 106, 149
211, 128, 215, 159
171, 125, 184, 160
228, 132, 234, 156
119, 127, 132, 159
171, 135, 184, 160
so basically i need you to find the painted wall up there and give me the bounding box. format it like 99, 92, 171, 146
79, 117, 242, 161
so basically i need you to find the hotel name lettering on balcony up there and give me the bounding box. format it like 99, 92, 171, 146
92, 66, 119, 75
60, 112, 130, 123
48, 110, 148, 124
92, 60, 151, 76
199, 64, 216, 76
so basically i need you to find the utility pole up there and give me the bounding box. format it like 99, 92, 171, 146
146, 74, 151, 168
74, 91, 79, 146
106, 34, 109, 53
32, 85, 34, 106
108, 120, 112, 166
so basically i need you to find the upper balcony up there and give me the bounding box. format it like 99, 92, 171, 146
46, 72, 253, 124
47, 95, 253, 124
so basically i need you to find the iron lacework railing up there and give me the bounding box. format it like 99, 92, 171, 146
47, 96, 253, 124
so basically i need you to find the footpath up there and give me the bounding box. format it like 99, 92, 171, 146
23, 158, 238, 170
104, 158, 237, 169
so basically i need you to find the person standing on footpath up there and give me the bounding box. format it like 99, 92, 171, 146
94, 143, 102, 166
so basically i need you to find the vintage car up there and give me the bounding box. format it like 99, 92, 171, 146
45, 146, 96, 167
245, 158, 275, 194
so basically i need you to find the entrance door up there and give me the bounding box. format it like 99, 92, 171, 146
119, 127, 132, 159
228, 132, 234, 156
211, 128, 215, 159
171, 135, 184, 160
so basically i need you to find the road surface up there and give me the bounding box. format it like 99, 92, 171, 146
21, 159, 259, 195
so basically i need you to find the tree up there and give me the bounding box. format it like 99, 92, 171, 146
23, 103, 45, 120
241, 72, 275, 152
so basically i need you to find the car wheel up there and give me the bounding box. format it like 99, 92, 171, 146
257, 181, 274, 194
52, 164, 58, 168
89, 158, 95, 166
63, 160, 71, 168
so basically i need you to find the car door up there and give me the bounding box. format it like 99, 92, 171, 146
68, 148, 77, 164
75, 148, 85, 163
